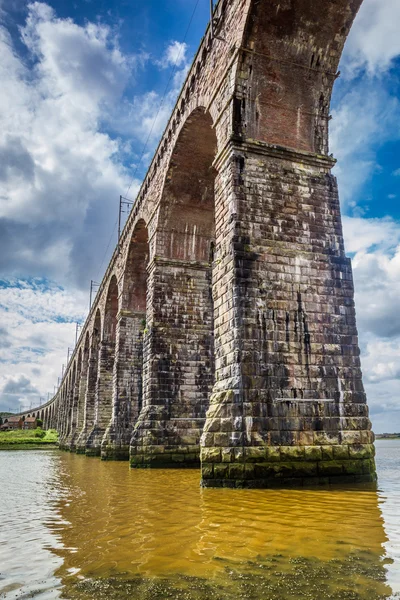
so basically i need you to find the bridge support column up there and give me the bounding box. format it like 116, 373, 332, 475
85, 340, 114, 456
65, 370, 80, 451
200, 140, 375, 488
76, 348, 98, 453
101, 311, 145, 460
59, 384, 73, 450
130, 257, 214, 468
74, 358, 88, 447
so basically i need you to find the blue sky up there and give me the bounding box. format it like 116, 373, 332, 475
0, 0, 400, 432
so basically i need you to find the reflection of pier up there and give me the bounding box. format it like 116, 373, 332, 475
49, 453, 392, 599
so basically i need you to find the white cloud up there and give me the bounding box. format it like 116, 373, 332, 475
159, 40, 187, 69
0, 5, 195, 411
343, 216, 400, 432
342, 216, 400, 255
330, 87, 400, 207
0, 2, 143, 288
0, 279, 87, 412
342, 0, 400, 77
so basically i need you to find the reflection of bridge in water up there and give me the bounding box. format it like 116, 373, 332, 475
18, 0, 377, 488
51, 453, 392, 598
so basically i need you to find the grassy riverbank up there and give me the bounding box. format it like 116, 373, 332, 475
0, 428, 58, 449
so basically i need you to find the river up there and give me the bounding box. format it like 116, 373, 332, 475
0, 440, 399, 599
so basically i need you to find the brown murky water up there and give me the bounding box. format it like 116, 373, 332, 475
0, 440, 399, 599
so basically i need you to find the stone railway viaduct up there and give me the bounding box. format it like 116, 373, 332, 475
19, 0, 376, 487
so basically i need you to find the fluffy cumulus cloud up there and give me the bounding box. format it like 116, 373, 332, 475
159, 40, 188, 69
0, 2, 138, 287
0, 4, 191, 410
0, 279, 87, 412
341, 216, 400, 431
329, 0, 400, 432
113, 40, 190, 142
341, 0, 400, 77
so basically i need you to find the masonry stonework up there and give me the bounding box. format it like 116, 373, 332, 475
19, 0, 375, 487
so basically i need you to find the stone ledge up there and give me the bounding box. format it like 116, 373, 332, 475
213, 136, 337, 171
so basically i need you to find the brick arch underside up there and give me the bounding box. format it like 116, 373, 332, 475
101, 220, 150, 460
91, 278, 118, 444
78, 310, 101, 454
239, 0, 363, 154
150, 108, 217, 422
118, 219, 149, 418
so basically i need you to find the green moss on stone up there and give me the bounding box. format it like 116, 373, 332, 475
201, 464, 214, 479
304, 446, 322, 461
332, 445, 350, 460
245, 447, 267, 462
321, 446, 334, 460
349, 444, 375, 459
318, 461, 344, 476
214, 464, 229, 479
362, 458, 376, 474
342, 460, 364, 475
280, 446, 305, 462
201, 447, 221, 463
229, 463, 245, 479
266, 446, 281, 462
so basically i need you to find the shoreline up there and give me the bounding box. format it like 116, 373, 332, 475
0, 443, 59, 451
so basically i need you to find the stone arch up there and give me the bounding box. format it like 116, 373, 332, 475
72, 347, 83, 436
123, 220, 149, 313
90, 276, 119, 449
103, 275, 119, 343
65, 360, 79, 447
81, 309, 102, 455
60, 374, 71, 442
102, 222, 150, 460
157, 107, 217, 263
77, 333, 90, 440
131, 107, 218, 466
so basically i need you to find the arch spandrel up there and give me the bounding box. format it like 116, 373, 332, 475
233, 0, 364, 153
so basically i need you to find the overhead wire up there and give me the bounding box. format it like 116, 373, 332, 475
95, 0, 201, 281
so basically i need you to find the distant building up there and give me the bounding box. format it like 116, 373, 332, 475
5, 416, 23, 430
23, 417, 38, 430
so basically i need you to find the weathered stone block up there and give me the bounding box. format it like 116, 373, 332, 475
201, 448, 221, 463
265, 446, 281, 462
280, 446, 305, 462
229, 463, 246, 479
214, 464, 229, 479
318, 461, 344, 476
245, 447, 268, 462
349, 444, 375, 459
202, 464, 214, 479
332, 445, 350, 460
304, 445, 322, 461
